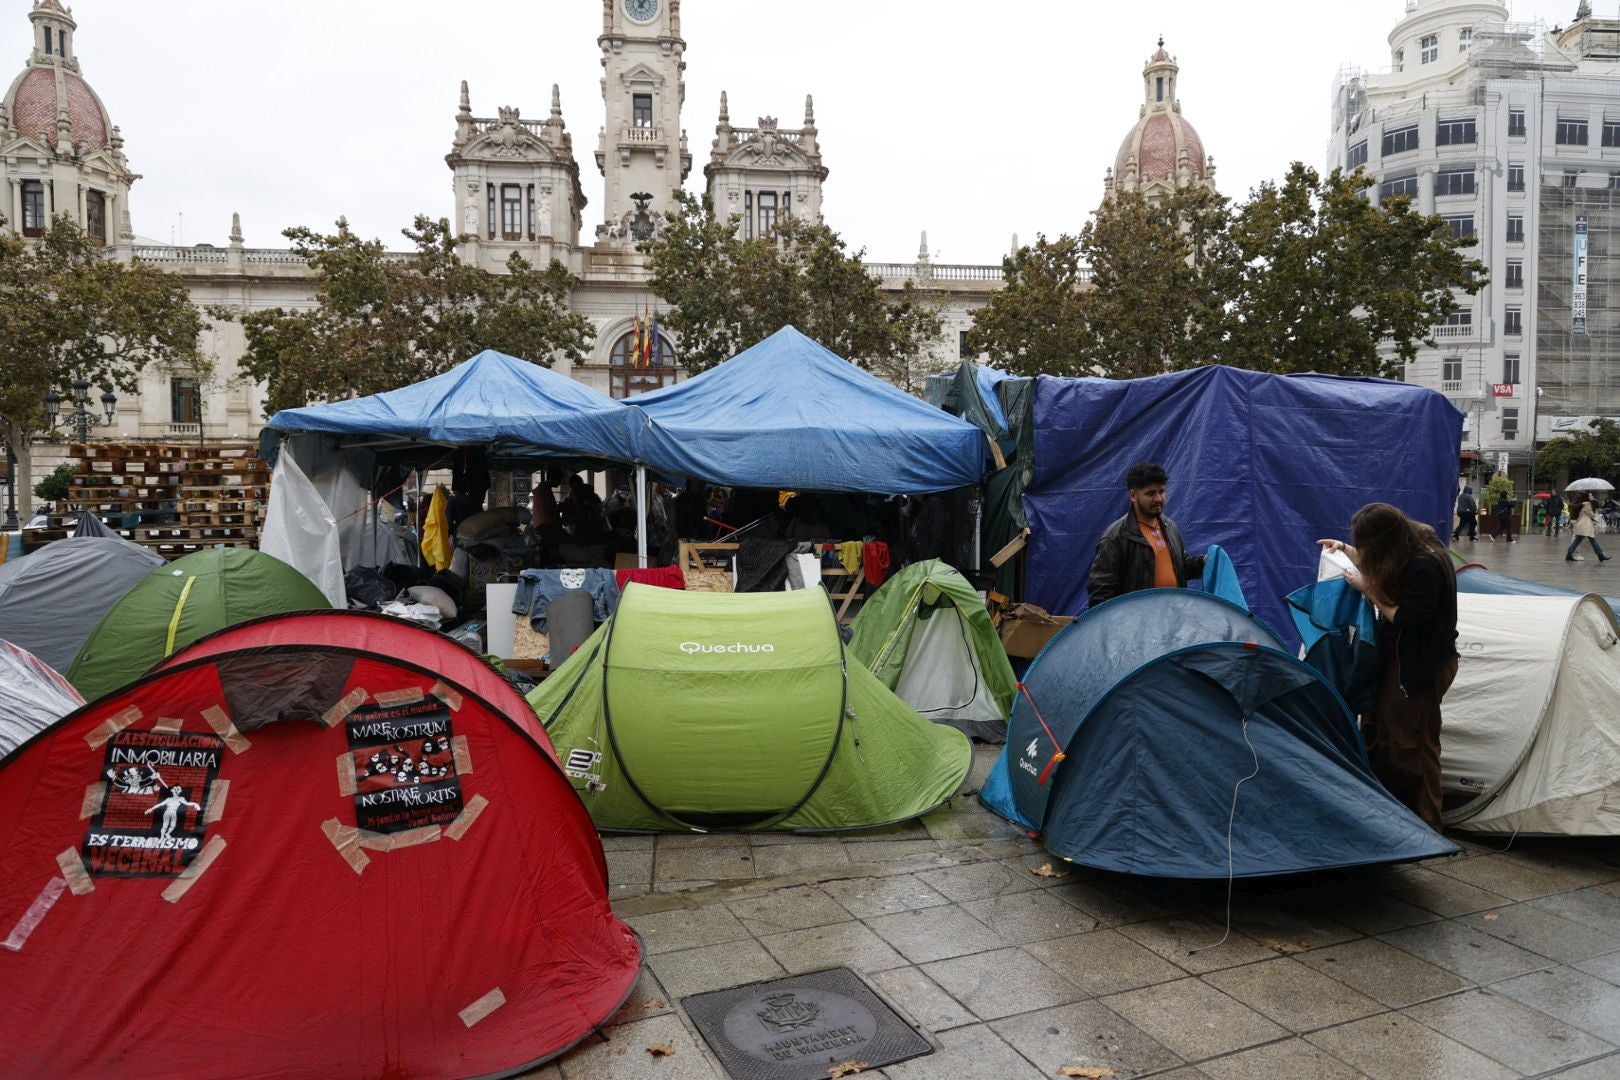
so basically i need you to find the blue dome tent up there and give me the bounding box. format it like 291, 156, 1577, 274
980, 590, 1457, 878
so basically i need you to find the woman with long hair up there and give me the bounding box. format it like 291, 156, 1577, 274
1319, 503, 1459, 830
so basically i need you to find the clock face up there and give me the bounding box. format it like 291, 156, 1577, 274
624, 0, 658, 22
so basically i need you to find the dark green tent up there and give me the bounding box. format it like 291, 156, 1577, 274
68, 548, 330, 700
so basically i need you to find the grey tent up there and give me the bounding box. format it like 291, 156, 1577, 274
72, 511, 121, 539
0, 536, 162, 673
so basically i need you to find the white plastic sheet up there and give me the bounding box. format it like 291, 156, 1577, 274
0, 640, 83, 759
261, 452, 347, 609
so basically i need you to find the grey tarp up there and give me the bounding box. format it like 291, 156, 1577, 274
0, 536, 162, 673
0, 639, 83, 759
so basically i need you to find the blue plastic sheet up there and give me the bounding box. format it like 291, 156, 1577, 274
267, 350, 646, 462
1023, 366, 1463, 650
632, 327, 983, 494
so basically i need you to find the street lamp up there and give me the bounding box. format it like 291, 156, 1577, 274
44, 378, 117, 443
0, 429, 16, 532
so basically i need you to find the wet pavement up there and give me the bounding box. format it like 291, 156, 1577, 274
530, 539, 1620, 1079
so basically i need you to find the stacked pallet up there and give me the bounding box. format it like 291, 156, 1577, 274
62, 443, 269, 559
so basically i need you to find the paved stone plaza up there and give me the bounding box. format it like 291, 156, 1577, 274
533, 537, 1620, 1079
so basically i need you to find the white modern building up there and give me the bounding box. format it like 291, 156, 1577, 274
1329, 0, 1620, 483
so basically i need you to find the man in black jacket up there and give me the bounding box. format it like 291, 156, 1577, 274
1087, 462, 1207, 607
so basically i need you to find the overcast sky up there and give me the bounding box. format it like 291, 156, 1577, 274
5, 0, 1583, 264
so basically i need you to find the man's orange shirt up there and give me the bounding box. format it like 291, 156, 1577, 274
1137, 517, 1178, 588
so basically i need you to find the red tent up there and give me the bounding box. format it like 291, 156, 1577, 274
0, 610, 641, 1078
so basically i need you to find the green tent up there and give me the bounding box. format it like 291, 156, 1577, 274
68, 547, 331, 701
526, 585, 971, 832
849, 559, 1015, 743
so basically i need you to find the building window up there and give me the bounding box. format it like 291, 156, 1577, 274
1445, 309, 1472, 329
485, 184, 495, 240
1604, 122, 1620, 147
1436, 117, 1476, 145
959, 331, 972, 359
1507, 215, 1525, 242
1611, 172, 1620, 190
1460, 27, 1472, 51
758, 191, 777, 237
1443, 357, 1463, 384
1156, 76, 1164, 102
21, 179, 45, 236
1508, 108, 1527, 137
1347, 140, 1368, 169
743, 191, 752, 240
527, 184, 537, 239
1503, 353, 1521, 384
632, 94, 653, 129
1382, 124, 1419, 157
1393, 49, 1405, 72
1379, 173, 1419, 201
1436, 168, 1475, 196
43, 27, 51, 55
608, 330, 677, 398
1421, 35, 1439, 64
1442, 214, 1475, 240
500, 184, 523, 240
1508, 163, 1525, 191
1505, 259, 1524, 289
1564, 170, 1582, 188
170, 378, 201, 425
1557, 117, 1589, 145
1501, 407, 1519, 440
84, 189, 105, 244
782, 191, 791, 221
1505, 306, 1523, 336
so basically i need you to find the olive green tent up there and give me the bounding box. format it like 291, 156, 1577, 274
849, 559, 1015, 743
526, 585, 972, 832
68, 548, 331, 700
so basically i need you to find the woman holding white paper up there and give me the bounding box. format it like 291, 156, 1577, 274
1318, 504, 1459, 830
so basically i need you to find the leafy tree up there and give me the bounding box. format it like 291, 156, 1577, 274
641, 192, 943, 381
965, 233, 1093, 377
33, 462, 75, 503
1079, 187, 1228, 378
0, 216, 204, 516
1537, 418, 1620, 487
227, 216, 592, 415
1208, 165, 1486, 376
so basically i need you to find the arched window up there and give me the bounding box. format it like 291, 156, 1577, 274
608, 329, 677, 399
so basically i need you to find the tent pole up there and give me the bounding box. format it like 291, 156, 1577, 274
635, 464, 649, 569
415, 469, 423, 569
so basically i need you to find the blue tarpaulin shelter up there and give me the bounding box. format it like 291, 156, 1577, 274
980, 590, 1456, 878
1022, 366, 1463, 649
266, 349, 647, 462
632, 326, 984, 493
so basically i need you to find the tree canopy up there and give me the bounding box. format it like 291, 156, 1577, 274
640, 192, 943, 384
227, 216, 592, 415
1537, 419, 1620, 487
969, 165, 1485, 380
0, 216, 203, 514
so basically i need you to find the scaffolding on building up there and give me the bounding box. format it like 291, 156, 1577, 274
1536, 184, 1620, 432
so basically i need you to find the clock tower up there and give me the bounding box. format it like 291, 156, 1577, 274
596, 0, 690, 243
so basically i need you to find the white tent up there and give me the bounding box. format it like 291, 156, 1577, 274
1442, 592, 1620, 834
0, 640, 84, 759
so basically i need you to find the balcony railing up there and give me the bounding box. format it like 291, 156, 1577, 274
867, 262, 1071, 284
166, 423, 201, 438
622, 125, 663, 144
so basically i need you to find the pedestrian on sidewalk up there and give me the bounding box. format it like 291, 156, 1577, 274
1493, 492, 1515, 542
1454, 485, 1477, 542
1545, 492, 1565, 536
1566, 495, 1611, 562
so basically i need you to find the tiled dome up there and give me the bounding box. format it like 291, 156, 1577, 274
9, 65, 109, 148
1114, 111, 1208, 186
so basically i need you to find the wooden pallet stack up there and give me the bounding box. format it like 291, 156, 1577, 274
61, 443, 269, 559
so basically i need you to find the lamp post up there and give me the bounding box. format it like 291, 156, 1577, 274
45, 378, 117, 443
0, 429, 17, 532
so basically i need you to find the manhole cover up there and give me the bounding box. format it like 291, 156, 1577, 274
681, 966, 932, 1080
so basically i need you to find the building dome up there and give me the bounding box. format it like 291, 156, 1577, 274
8, 65, 109, 148
1106, 40, 1216, 199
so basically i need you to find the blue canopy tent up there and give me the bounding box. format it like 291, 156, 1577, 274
265, 349, 659, 564
980, 590, 1456, 878
631, 326, 984, 493
1022, 366, 1462, 650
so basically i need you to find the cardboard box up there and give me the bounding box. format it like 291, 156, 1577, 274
998, 603, 1074, 659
